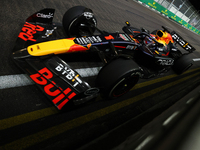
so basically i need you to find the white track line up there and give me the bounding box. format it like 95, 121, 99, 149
193, 58, 200, 62
75, 67, 101, 77
0, 67, 101, 90
0, 74, 34, 89
1, 59, 199, 90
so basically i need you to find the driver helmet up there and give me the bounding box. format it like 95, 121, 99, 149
155, 30, 168, 46
143, 30, 168, 52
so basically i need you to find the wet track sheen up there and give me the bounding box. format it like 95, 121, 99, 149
1, 0, 200, 149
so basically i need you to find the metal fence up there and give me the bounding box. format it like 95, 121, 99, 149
155, 0, 200, 30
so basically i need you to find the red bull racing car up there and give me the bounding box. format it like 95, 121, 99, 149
12, 6, 195, 110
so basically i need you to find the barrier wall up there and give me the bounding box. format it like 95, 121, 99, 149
137, 0, 200, 35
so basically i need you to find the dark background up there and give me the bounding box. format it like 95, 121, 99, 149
189, 0, 200, 10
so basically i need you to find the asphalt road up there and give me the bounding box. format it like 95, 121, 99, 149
1, 0, 200, 150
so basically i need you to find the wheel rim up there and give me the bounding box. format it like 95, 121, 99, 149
68, 17, 96, 37
110, 74, 139, 98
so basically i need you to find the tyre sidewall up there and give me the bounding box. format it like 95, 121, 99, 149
62, 6, 96, 37
96, 57, 142, 99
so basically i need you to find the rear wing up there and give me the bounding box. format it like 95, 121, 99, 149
162, 26, 195, 53
170, 31, 195, 53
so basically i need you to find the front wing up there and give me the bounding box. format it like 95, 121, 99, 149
12, 8, 98, 110
13, 55, 92, 110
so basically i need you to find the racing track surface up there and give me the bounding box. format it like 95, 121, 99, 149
1, 0, 200, 149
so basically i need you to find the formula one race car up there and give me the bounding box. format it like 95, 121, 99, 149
12, 6, 195, 110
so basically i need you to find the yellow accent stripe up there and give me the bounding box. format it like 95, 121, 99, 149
155, 50, 159, 54
0, 107, 58, 130
183, 43, 188, 47
72, 74, 79, 82
1, 70, 200, 150
132, 67, 200, 90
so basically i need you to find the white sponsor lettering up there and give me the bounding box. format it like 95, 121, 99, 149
55, 64, 75, 80
36, 13, 53, 19
157, 59, 174, 65
126, 45, 136, 50
76, 36, 102, 44
171, 32, 193, 51
83, 12, 93, 19
55, 64, 83, 87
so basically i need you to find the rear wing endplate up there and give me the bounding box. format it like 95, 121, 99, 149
170, 31, 195, 53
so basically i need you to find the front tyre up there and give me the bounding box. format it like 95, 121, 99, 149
62, 6, 97, 37
96, 57, 142, 99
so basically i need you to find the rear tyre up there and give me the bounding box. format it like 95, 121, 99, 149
96, 57, 142, 99
62, 6, 97, 37
172, 55, 193, 74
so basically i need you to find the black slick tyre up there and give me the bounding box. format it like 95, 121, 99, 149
62, 6, 97, 37
96, 57, 142, 99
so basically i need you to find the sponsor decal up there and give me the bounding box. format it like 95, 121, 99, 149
105, 35, 114, 40
83, 12, 93, 19
75, 36, 102, 45
171, 32, 193, 51
119, 34, 130, 41
30, 67, 76, 110
157, 59, 174, 65
18, 22, 44, 42
36, 12, 54, 18
42, 28, 55, 38
126, 45, 136, 50
55, 63, 82, 87
92, 18, 97, 26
